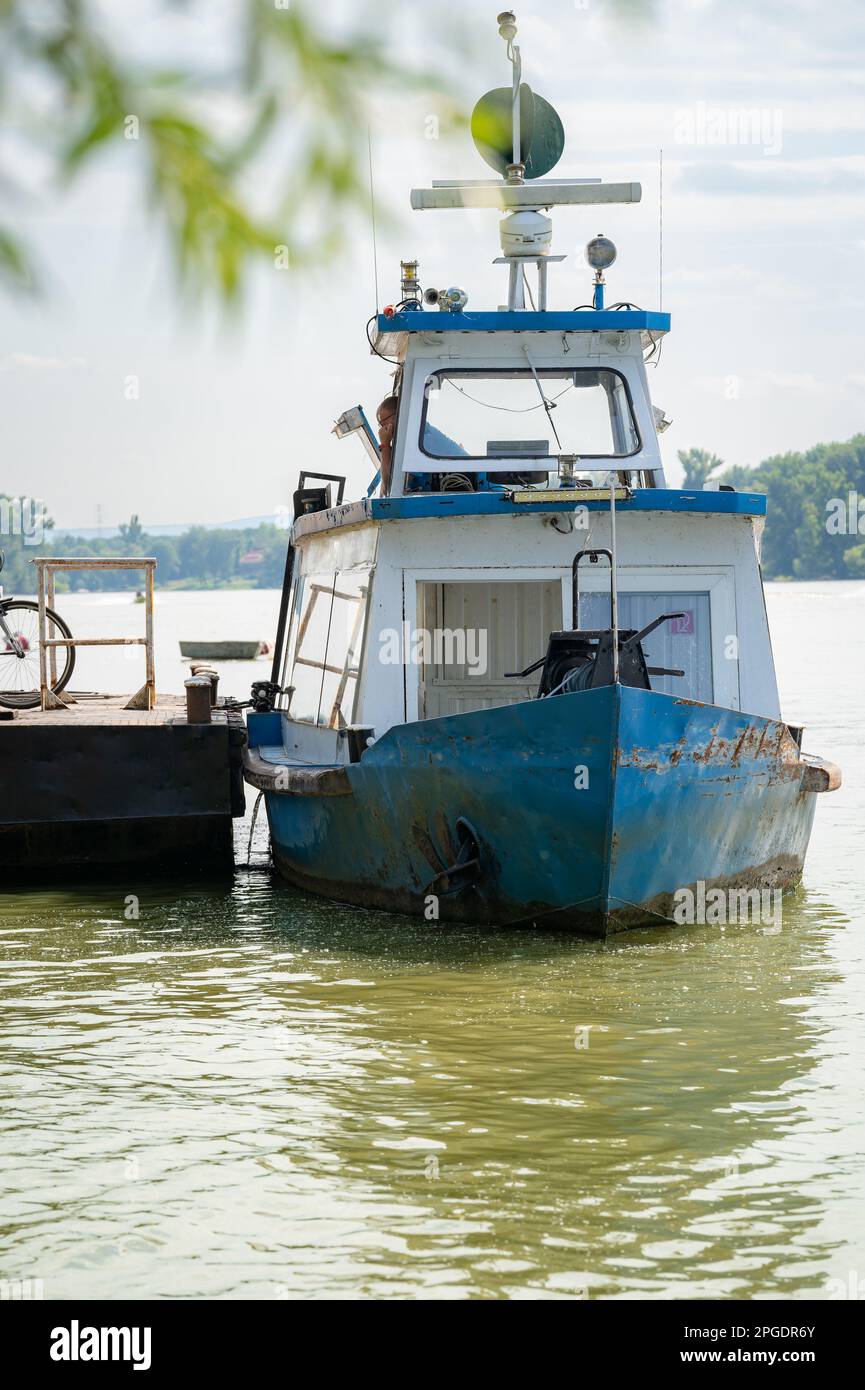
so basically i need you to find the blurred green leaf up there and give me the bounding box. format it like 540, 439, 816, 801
0, 0, 466, 303
0, 227, 36, 292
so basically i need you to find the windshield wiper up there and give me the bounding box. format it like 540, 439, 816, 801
522, 344, 564, 452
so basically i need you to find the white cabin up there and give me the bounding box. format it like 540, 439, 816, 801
276, 304, 777, 765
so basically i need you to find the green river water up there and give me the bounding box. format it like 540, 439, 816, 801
1, 583, 863, 1300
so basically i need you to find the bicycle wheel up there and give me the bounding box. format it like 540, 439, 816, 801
0, 601, 76, 708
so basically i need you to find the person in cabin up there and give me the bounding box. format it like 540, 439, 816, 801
375, 395, 401, 495
376, 394, 467, 496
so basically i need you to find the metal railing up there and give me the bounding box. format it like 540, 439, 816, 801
33, 557, 156, 711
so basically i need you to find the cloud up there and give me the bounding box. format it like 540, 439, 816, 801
693, 369, 865, 400
677, 161, 865, 196
665, 263, 812, 302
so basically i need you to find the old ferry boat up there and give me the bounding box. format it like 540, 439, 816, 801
243, 11, 839, 933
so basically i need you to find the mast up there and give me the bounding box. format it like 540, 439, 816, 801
410, 11, 642, 313
497, 11, 522, 177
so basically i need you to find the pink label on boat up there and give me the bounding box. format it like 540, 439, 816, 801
670, 611, 694, 635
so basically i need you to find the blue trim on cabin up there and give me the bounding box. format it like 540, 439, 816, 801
369, 487, 766, 521
289, 486, 767, 541
377, 309, 671, 334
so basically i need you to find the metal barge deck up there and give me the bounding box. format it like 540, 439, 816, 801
0, 693, 246, 874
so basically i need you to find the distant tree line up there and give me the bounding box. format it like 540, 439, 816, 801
678, 435, 865, 579
0, 510, 291, 593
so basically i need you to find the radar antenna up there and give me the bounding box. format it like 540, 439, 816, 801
409, 11, 643, 312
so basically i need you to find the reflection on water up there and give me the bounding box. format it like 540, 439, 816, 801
0, 584, 863, 1300
0, 879, 857, 1300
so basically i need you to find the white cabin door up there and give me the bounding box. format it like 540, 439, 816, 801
417, 579, 562, 719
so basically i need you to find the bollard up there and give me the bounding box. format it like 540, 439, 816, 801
184, 676, 212, 724
191, 664, 219, 707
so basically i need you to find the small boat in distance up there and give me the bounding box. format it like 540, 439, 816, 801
180, 640, 266, 661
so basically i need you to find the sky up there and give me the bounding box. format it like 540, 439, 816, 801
1, 0, 864, 531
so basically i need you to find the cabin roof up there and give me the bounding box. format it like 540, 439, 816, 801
292, 486, 767, 540
375, 308, 670, 355
378, 309, 670, 334
375, 309, 671, 359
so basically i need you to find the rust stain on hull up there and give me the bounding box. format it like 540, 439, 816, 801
270, 845, 808, 940
256, 685, 839, 940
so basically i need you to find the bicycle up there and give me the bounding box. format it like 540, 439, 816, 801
0, 551, 75, 708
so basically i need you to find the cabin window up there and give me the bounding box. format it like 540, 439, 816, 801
283, 569, 371, 727
579, 589, 714, 702
419, 368, 640, 461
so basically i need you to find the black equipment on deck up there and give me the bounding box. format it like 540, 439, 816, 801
505, 546, 686, 696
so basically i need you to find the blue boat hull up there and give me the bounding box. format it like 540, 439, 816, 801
248, 686, 832, 936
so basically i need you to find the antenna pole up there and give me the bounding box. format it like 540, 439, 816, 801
497, 11, 523, 180
659, 146, 663, 312
367, 126, 380, 310
511, 37, 521, 169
